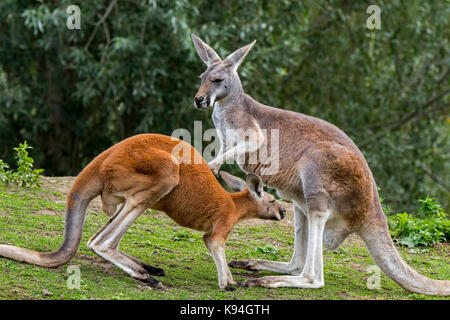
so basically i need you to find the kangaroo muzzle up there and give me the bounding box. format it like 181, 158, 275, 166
194, 95, 210, 109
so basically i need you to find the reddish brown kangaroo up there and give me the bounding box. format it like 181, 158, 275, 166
0, 134, 286, 290
191, 34, 450, 296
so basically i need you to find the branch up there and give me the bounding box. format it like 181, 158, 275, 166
151, 245, 175, 253
100, 21, 111, 64
140, 12, 149, 44
392, 89, 450, 130
437, 68, 450, 85
84, 0, 118, 52
419, 164, 450, 193
359, 89, 450, 148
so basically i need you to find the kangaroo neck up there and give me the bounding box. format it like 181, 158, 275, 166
213, 92, 249, 126
229, 190, 255, 221
215, 84, 246, 109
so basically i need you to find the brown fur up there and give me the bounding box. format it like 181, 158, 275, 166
0, 134, 285, 289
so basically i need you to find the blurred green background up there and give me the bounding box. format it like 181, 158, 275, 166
0, 0, 448, 213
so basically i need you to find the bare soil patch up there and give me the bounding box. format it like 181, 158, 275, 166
41, 176, 103, 213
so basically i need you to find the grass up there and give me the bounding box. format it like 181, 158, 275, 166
0, 177, 449, 300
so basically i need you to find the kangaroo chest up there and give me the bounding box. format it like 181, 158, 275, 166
212, 106, 233, 140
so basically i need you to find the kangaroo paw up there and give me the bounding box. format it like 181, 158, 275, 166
224, 285, 237, 291
141, 263, 165, 276
228, 260, 257, 271
141, 275, 165, 289
244, 278, 266, 287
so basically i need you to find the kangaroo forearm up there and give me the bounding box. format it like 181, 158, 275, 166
212, 139, 262, 166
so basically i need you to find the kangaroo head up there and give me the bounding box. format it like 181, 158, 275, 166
191, 34, 255, 109
219, 171, 286, 221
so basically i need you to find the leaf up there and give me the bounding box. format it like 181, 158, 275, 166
399, 237, 416, 248
255, 245, 278, 255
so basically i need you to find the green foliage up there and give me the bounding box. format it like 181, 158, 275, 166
255, 244, 278, 256
0, 160, 12, 185
171, 229, 197, 243
418, 196, 448, 219
378, 186, 392, 216
0, 141, 44, 187
387, 196, 450, 248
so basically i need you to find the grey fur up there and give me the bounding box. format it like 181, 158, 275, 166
191, 34, 450, 295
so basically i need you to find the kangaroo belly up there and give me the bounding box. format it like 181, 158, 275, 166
323, 216, 351, 250
239, 161, 302, 194
153, 201, 213, 232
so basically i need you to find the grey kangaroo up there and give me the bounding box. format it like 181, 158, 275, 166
191, 34, 449, 296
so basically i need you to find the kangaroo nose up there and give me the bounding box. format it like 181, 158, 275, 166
195, 96, 205, 104
279, 207, 286, 219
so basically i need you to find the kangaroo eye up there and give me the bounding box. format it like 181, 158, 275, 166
212, 78, 223, 83
269, 200, 275, 204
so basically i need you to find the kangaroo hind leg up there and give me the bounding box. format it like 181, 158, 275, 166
228, 203, 308, 275
245, 193, 331, 288
91, 194, 165, 277
88, 156, 179, 288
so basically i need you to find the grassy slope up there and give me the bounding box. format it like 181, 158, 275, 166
0, 177, 448, 300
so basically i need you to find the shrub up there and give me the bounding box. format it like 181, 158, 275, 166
386, 196, 449, 248
0, 141, 44, 187
0, 160, 12, 184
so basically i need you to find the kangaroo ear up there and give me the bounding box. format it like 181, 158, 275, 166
246, 173, 263, 199
222, 40, 256, 71
191, 34, 221, 66
219, 171, 247, 192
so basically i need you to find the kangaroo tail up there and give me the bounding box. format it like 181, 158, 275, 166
358, 198, 450, 296
0, 167, 102, 268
